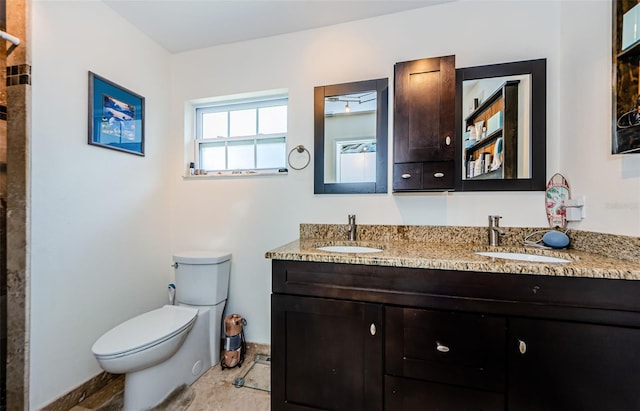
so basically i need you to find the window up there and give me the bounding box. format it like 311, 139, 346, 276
195, 96, 288, 174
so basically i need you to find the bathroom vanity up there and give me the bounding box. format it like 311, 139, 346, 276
267, 225, 640, 411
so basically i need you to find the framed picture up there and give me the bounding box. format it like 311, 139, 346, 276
88, 72, 145, 156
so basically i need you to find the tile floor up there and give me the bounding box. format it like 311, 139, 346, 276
69, 343, 270, 411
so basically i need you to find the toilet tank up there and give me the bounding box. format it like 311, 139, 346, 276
173, 251, 231, 306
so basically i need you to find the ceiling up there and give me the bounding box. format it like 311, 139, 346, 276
103, 0, 453, 53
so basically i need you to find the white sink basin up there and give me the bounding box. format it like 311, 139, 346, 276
317, 245, 383, 253
475, 251, 570, 263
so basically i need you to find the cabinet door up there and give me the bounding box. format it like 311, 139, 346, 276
508, 318, 640, 411
271, 294, 383, 411
394, 55, 455, 164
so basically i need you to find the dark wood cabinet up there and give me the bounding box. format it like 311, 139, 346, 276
271, 260, 640, 411
393, 55, 455, 191
271, 294, 383, 411
508, 318, 640, 411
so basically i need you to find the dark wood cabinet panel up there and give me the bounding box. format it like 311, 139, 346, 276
422, 161, 455, 190
385, 375, 504, 411
393, 55, 455, 191
271, 294, 383, 411
394, 56, 455, 163
392, 163, 423, 190
386, 307, 506, 391
508, 318, 640, 411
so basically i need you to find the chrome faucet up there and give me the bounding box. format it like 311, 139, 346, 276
348, 214, 357, 241
488, 215, 505, 246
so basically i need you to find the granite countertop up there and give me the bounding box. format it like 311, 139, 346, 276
265, 224, 640, 280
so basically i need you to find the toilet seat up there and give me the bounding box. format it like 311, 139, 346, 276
92, 305, 198, 359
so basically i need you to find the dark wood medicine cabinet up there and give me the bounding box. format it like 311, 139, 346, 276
313, 57, 547, 194
314, 78, 389, 194
393, 55, 456, 192
391, 55, 547, 192
455, 58, 547, 191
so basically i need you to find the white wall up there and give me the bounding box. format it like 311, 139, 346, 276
28, 0, 640, 408
169, 0, 639, 347
31, 1, 172, 409
558, 0, 640, 234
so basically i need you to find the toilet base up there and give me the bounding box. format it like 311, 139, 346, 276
179, 300, 226, 365
122, 308, 212, 411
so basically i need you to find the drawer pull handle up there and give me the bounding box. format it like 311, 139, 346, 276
370, 323, 376, 336
433, 172, 445, 178
401, 173, 412, 179
518, 339, 527, 354
436, 341, 450, 353
445, 135, 451, 146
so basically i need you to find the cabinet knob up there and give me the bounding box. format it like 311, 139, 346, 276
445, 135, 451, 146
518, 339, 527, 354
433, 172, 445, 178
401, 173, 412, 179
436, 341, 450, 353
370, 323, 376, 336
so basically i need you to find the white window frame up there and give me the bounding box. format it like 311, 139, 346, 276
194, 96, 288, 175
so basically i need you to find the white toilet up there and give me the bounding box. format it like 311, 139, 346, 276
92, 251, 231, 411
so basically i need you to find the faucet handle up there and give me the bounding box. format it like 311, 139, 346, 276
348, 214, 356, 223
488, 215, 502, 224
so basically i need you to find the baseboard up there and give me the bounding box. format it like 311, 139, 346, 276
39, 372, 122, 411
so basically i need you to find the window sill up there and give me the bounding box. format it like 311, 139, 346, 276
182, 168, 289, 179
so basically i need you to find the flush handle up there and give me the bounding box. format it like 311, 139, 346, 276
171, 262, 178, 268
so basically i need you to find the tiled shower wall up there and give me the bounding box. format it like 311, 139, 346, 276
2, 0, 30, 410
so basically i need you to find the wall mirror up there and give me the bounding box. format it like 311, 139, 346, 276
314, 78, 388, 194
455, 59, 546, 191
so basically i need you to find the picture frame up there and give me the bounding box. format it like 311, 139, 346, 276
88, 71, 145, 156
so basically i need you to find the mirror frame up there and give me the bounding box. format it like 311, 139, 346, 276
314, 78, 388, 194
454, 59, 547, 191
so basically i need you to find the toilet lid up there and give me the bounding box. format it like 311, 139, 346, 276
173, 250, 231, 264
92, 305, 198, 357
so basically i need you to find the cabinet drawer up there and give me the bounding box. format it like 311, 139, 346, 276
393, 161, 454, 191
422, 161, 454, 190
385, 375, 504, 411
386, 307, 506, 391
393, 163, 422, 190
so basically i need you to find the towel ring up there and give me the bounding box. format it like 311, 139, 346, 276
288, 145, 311, 170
